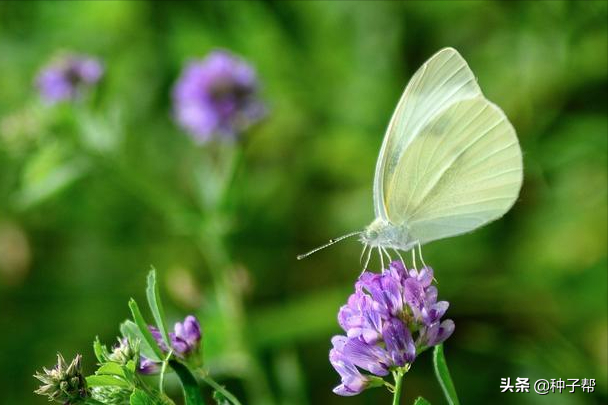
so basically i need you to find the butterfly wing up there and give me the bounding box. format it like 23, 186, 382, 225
387, 96, 522, 244
373, 47, 483, 221
374, 48, 523, 245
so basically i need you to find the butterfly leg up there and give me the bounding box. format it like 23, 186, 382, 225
378, 247, 384, 271
416, 242, 436, 282
362, 244, 373, 272
359, 244, 368, 266
382, 247, 392, 265
417, 242, 428, 268
392, 248, 406, 269
411, 249, 417, 270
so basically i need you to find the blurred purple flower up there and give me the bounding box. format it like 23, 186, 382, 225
172, 50, 265, 142
330, 261, 454, 396
36, 54, 103, 103
137, 356, 161, 375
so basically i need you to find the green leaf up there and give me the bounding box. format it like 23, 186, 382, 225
16, 141, 91, 209
146, 268, 170, 348
413, 396, 431, 405
121, 320, 161, 361
86, 375, 130, 388
96, 362, 125, 377
129, 389, 176, 405
125, 359, 137, 373
433, 344, 460, 405
93, 336, 108, 363
130, 389, 157, 405
128, 299, 165, 360
169, 359, 205, 405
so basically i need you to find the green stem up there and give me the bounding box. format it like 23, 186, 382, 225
196, 145, 275, 405
169, 359, 205, 405
392, 370, 404, 405
198, 373, 243, 405
159, 350, 173, 394
197, 233, 274, 405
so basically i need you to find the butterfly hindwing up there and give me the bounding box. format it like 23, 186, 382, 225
374, 48, 522, 245
387, 96, 523, 244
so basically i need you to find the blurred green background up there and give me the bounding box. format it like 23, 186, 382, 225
0, 1, 606, 404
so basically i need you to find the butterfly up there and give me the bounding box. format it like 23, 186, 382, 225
298, 48, 523, 269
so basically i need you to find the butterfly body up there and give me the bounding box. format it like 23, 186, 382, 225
360, 219, 416, 251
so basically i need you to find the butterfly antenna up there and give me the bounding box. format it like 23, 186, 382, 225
297, 231, 362, 260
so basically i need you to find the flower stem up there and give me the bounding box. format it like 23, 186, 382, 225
159, 349, 173, 394
392, 370, 404, 405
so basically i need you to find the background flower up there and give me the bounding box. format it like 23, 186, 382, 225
172, 50, 265, 142
36, 54, 103, 103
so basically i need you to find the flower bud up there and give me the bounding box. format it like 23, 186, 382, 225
34, 353, 88, 403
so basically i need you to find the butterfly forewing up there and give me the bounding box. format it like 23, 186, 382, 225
373, 47, 482, 221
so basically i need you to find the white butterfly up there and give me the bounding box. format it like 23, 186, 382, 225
299, 48, 523, 268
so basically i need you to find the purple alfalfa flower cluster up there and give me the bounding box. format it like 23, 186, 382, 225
139, 315, 202, 374
36, 54, 103, 103
330, 261, 454, 396
172, 50, 265, 143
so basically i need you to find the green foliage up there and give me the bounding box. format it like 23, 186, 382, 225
1, 1, 606, 404
127, 299, 165, 361
120, 321, 160, 362
129, 389, 173, 405
146, 268, 171, 349
433, 345, 459, 405
168, 359, 204, 405
413, 397, 431, 405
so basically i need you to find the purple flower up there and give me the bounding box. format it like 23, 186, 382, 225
330, 260, 454, 396
172, 50, 265, 142
36, 54, 103, 103
382, 318, 416, 367
330, 336, 382, 396
137, 356, 161, 375
170, 315, 202, 357
149, 315, 202, 359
